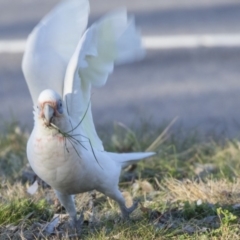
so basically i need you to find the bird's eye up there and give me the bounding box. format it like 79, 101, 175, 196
57, 101, 63, 114
58, 101, 62, 107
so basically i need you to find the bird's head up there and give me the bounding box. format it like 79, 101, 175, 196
37, 89, 64, 126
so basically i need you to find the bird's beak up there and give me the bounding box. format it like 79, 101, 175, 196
43, 104, 54, 125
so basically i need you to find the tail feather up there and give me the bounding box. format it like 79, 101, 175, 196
107, 152, 155, 168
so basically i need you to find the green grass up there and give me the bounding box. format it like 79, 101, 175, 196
1, 121, 240, 239
0, 121, 28, 182
0, 198, 52, 225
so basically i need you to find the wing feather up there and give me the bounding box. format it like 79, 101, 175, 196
63, 10, 144, 151
22, 0, 89, 105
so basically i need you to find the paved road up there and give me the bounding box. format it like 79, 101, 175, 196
1, 0, 240, 137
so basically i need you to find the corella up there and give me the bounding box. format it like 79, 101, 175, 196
22, 0, 155, 228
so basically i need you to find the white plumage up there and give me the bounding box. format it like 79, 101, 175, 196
23, 0, 154, 228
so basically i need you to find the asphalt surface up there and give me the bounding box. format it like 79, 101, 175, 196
1, 0, 240, 137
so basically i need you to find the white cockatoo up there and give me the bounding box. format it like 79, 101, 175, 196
22, 0, 155, 228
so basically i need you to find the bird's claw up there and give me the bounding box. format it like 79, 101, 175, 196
69, 211, 84, 230
122, 201, 139, 220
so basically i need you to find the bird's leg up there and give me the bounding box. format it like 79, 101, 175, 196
106, 189, 138, 220
55, 190, 83, 229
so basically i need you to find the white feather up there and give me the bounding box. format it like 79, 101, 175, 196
63, 10, 144, 150
108, 152, 155, 168
22, 0, 89, 105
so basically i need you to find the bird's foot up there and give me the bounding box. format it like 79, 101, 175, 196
69, 211, 84, 231
121, 201, 138, 220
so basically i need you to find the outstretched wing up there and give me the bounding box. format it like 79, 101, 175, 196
63, 10, 144, 151
22, 0, 89, 105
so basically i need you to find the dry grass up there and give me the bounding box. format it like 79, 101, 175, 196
164, 178, 240, 204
